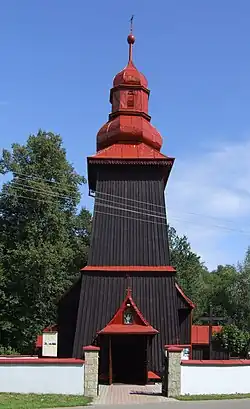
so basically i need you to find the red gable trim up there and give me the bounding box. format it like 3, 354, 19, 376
98, 289, 158, 335
192, 325, 222, 345
175, 283, 195, 309
81, 265, 176, 273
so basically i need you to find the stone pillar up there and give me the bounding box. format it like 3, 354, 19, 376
164, 345, 183, 398
83, 345, 100, 398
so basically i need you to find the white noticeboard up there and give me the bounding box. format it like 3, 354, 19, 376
42, 332, 58, 357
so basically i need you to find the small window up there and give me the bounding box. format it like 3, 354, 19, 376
123, 304, 133, 325
127, 91, 135, 108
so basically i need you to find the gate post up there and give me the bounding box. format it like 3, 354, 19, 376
83, 345, 100, 398
164, 345, 183, 398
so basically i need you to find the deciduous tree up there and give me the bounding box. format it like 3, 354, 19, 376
0, 130, 91, 352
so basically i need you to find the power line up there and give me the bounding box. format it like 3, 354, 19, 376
0, 191, 56, 205
10, 183, 77, 201
2, 189, 250, 236
95, 190, 238, 224
12, 171, 81, 189
94, 210, 168, 227
95, 201, 250, 236
95, 201, 166, 220
15, 176, 79, 197
2, 174, 250, 235
95, 196, 166, 216
2, 173, 245, 227
95, 190, 166, 209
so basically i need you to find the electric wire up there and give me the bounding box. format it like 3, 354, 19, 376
2, 172, 250, 234
10, 183, 77, 201
2, 189, 250, 235
12, 171, 80, 189
2, 172, 245, 226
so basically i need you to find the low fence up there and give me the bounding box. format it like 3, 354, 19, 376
0, 358, 85, 395
181, 360, 250, 395
164, 346, 250, 397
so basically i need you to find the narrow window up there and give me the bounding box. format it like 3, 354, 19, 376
127, 91, 135, 108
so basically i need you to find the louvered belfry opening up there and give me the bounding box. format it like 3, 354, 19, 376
57, 29, 193, 384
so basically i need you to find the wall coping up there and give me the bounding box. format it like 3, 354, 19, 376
165, 344, 190, 349
165, 345, 183, 352
181, 359, 250, 366
83, 345, 100, 352
0, 358, 84, 365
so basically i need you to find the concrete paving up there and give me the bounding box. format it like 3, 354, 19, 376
92, 383, 169, 405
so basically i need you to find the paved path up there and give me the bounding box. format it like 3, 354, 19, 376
92, 383, 170, 405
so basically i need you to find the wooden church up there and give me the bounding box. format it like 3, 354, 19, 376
56, 30, 196, 384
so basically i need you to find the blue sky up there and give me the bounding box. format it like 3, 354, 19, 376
1, 0, 250, 270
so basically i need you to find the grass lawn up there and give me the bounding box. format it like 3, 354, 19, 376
0, 393, 92, 409
177, 393, 250, 401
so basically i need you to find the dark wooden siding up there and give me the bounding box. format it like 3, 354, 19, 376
88, 165, 170, 266
176, 289, 192, 344
57, 279, 81, 358
72, 271, 180, 375
178, 309, 191, 344
192, 344, 229, 360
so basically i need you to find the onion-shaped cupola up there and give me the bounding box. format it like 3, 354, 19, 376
97, 26, 163, 152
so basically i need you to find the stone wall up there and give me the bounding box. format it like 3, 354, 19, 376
164, 345, 183, 397
83, 346, 100, 398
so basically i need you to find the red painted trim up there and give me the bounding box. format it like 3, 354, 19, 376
165, 344, 191, 349
98, 289, 158, 335
83, 345, 100, 351
148, 371, 161, 380
165, 346, 183, 352
89, 143, 172, 160
0, 358, 84, 365
98, 324, 158, 335
0, 355, 38, 358
181, 360, 250, 366
175, 283, 195, 309
81, 265, 176, 272
191, 325, 222, 345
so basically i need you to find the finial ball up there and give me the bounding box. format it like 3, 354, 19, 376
127, 34, 135, 45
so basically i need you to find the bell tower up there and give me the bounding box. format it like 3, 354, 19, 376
57, 26, 191, 384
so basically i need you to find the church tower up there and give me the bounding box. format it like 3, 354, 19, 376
57, 28, 193, 384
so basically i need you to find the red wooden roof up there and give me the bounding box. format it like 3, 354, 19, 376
98, 288, 158, 335
191, 325, 222, 345
175, 283, 196, 309
90, 143, 172, 161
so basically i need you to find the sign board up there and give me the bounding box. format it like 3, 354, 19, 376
42, 332, 58, 357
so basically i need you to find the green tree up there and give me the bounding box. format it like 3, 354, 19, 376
213, 324, 250, 358
0, 130, 91, 352
168, 226, 207, 319
202, 264, 238, 322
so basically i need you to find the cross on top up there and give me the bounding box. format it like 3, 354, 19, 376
200, 304, 225, 326
200, 304, 227, 360
130, 15, 134, 33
